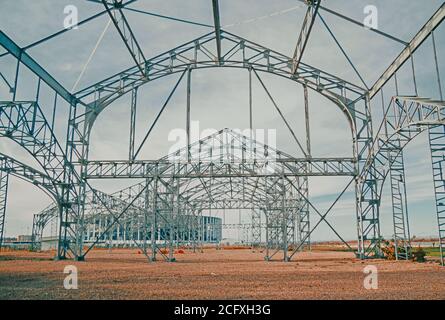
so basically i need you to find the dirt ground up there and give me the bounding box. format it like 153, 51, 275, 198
0, 248, 444, 300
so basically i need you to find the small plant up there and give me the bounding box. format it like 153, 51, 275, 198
381, 240, 411, 260
381, 240, 396, 260
412, 247, 426, 263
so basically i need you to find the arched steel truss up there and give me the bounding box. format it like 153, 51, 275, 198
0, 1, 444, 265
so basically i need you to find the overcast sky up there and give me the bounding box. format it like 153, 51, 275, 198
0, 0, 444, 242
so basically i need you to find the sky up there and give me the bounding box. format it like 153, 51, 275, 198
0, 0, 444, 242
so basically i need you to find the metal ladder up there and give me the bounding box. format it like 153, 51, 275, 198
0, 171, 8, 251
388, 147, 411, 260
428, 124, 445, 266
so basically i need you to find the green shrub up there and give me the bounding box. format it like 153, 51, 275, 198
412, 247, 426, 262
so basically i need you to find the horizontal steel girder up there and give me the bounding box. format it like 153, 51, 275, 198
85, 158, 357, 179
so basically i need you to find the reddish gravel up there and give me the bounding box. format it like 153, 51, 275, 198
0, 248, 444, 300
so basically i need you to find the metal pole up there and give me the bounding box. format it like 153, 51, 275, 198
186, 67, 192, 162
432, 31, 443, 101
150, 177, 158, 261
129, 87, 138, 160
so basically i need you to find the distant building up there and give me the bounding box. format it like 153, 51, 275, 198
40, 236, 58, 251
17, 235, 33, 243
2, 237, 17, 243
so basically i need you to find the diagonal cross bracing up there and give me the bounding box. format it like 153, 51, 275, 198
291, 0, 321, 74
101, 0, 147, 76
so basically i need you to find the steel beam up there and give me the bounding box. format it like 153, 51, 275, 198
292, 0, 321, 74
129, 87, 137, 160
0, 32, 76, 104
308, 1, 407, 45
211, 0, 222, 63
369, 4, 445, 98
85, 158, 356, 179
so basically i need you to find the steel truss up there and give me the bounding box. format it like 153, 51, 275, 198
0, 1, 443, 264
360, 97, 445, 261
52, 12, 374, 260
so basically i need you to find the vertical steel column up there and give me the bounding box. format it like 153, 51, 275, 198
186, 67, 192, 162
30, 214, 38, 251
250, 208, 261, 249
249, 67, 253, 133
304, 84, 311, 156
356, 95, 381, 259
0, 171, 9, 251
299, 84, 311, 250
281, 175, 289, 262
297, 176, 310, 250
142, 178, 150, 257
428, 124, 445, 266
59, 99, 88, 261
150, 176, 158, 261
264, 209, 270, 261
129, 87, 138, 160
199, 210, 204, 253
168, 175, 179, 262
192, 209, 198, 253
383, 91, 411, 260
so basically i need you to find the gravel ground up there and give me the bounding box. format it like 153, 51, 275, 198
0, 248, 444, 300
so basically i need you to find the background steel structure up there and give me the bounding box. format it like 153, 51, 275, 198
0, 1, 444, 265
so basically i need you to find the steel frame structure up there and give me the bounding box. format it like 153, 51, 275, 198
0, 1, 444, 265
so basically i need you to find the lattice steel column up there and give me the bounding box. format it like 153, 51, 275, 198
250, 208, 261, 248
379, 91, 411, 260
356, 96, 382, 259
428, 124, 445, 266
388, 147, 411, 260
150, 177, 158, 261
300, 84, 311, 251
264, 209, 280, 260
142, 178, 150, 257
0, 171, 9, 251
281, 180, 289, 262
283, 207, 296, 262
60, 100, 90, 261
167, 176, 179, 262
297, 175, 310, 251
